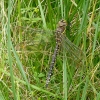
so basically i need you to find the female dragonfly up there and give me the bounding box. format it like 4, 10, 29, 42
12, 19, 85, 88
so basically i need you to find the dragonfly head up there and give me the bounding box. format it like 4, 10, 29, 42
56, 19, 67, 34
58, 19, 67, 27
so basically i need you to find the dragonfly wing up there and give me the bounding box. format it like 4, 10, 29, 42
61, 35, 85, 63
12, 25, 54, 34
12, 25, 55, 51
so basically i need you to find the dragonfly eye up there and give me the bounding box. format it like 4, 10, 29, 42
58, 19, 67, 27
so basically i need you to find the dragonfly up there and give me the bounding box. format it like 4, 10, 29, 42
11, 19, 85, 88
45, 19, 67, 87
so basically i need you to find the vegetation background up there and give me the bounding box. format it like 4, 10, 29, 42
0, 0, 100, 100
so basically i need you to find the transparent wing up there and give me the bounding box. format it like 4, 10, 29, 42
61, 35, 85, 63
11, 25, 55, 51
11, 25, 54, 34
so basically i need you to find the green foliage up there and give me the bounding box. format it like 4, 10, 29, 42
0, 0, 100, 100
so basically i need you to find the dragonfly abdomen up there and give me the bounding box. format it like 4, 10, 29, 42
46, 41, 61, 88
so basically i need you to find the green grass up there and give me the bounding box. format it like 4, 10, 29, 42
0, 0, 100, 100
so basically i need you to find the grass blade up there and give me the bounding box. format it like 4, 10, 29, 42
63, 39, 67, 100
38, 0, 47, 29
7, 0, 17, 99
